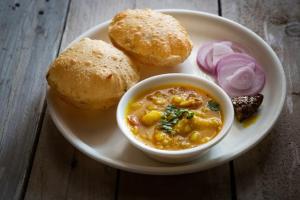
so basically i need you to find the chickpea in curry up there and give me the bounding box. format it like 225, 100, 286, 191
126, 84, 223, 150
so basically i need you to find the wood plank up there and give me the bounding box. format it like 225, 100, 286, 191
25, 114, 117, 200
0, 0, 70, 199
24, 0, 136, 199
117, 1, 232, 200
222, 0, 300, 199
118, 164, 231, 200
136, 0, 218, 13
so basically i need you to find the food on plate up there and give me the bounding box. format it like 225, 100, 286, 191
197, 41, 266, 97
126, 84, 223, 150
46, 38, 139, 110
217, 53, 265, 97
232, 94, 263, 121
197, 41, 245, 75
108, 9, 193, 67
197, 41, 265, 123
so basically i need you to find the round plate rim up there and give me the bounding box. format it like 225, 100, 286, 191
47, 9, 286, 175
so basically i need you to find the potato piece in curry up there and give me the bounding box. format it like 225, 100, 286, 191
126, 84, 223, 150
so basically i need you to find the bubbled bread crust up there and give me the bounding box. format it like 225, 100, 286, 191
108, 9, 193, 67
46, 38, 139, 110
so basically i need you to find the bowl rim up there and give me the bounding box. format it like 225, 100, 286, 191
116, 73, 234, 157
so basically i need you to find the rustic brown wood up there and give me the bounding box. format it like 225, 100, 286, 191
24, 0, 136, 199
117, 1, 232, 200
135, 0, 218, 13
0, 0, 70, 199
118, 164, 231, 200
25, 114, 117, 200
222, 0, 300, 199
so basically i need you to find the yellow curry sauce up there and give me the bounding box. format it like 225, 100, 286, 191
126, 84, 223, 150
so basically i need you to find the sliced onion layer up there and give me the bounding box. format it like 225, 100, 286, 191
217, 53, 265, 97
197, 41, 266, 97
215, 53, 256, 75
227, 63, 255, 90
196, 42, 214, 73
197, 41, 246, 75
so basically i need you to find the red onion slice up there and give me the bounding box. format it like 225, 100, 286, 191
200, 41, 238, 75
217, 54, 265, 97
196, 42, 214, 73
226, 63, 255, 90
212, 43, 234, 67
205, 42, 234, 75
216, 53, 255, 75
197, 41, 265, 96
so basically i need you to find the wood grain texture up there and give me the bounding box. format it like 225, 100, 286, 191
222, 0, 300, 199
118, 164, 231, 200
0, 0, 70, 199
25, 114, 117, 200
117, 1, 232, 200
135, 0, 218, 13
25, 0, 136, 199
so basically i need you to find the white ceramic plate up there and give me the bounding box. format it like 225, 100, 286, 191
47, 9, 286, 175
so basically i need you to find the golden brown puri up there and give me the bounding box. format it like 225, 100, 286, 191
46, 38, 140, 110
108, 9, 193, 67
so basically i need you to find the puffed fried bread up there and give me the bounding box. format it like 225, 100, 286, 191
108, 9, 193, 67
46, 38, 139, 110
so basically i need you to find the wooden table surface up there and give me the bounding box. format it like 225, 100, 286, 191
0, 0, 299, 199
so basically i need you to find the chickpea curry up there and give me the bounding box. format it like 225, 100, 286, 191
126, 84, 223, 150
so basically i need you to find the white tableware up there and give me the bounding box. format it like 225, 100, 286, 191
117, 73, 234, 163
47, 9, 286, 175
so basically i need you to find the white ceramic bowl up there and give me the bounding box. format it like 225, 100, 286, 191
117, 73, 234, 163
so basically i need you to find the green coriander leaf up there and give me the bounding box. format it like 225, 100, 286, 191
159, 104, 194, 133
186, 111, 194, 119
